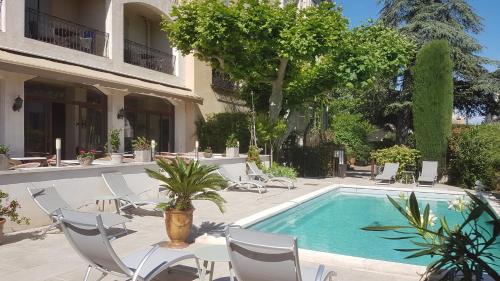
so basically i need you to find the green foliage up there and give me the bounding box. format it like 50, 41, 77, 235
196, 112, 250, 153
413, 40, 453, 171
255, 115, 287, 148
371, 145, 421, 176
106, 129, 121, 153
132, 136, 151, 150
145, 158, 227, 212
264, 163, 298, 180
203, 147, 213, 154
448, 124, 500, 190
246, 145, 262, 168
0, 144, 8, 155
0, 190, 30, 225
225, 134, 239, 148
330, 113, 374, 164
363, 192, 499, 280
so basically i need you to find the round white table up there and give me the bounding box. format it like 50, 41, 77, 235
193, 244, 234, 281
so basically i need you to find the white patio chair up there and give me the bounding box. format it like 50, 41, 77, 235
247, 161, 295, 190
218, 167, 267, 194
417, 161, 438, 187
375, 162, 399, 184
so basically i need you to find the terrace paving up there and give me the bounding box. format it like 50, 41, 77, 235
0, 171, 463, 281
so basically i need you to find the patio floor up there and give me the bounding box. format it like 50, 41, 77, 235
0, 171, 463, 281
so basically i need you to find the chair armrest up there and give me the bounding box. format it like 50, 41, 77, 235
132, 244, 161, 281
315, 264, 336, 281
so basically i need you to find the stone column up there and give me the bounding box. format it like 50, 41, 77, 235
96, 86, 127, 153
172, 99, 186, 153
0, 71, 35, 157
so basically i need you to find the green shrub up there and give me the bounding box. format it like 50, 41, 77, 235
246, 145, 262, 167
448, 124, 500, 190
412, 40, 453, 171
264, 163, 298, 179
0, 144, 9, 155
196, 112, 250, 153
330, 113, 374, 164
371, 145, 421, 176
225, 134, 239, 148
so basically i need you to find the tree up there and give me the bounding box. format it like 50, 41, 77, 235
413, 40, 453, 171
378, 0, 496, 118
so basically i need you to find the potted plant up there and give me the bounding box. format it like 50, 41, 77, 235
145, 158, 227, 248
0, 145, 8, 171
203, 147, 213, 158
225, 134, 239, 158
107, 129, 122, 164
77, 149, 96, 166
363, 192, 499, 281
1, 190, 30, 244
132, 136, 151, 162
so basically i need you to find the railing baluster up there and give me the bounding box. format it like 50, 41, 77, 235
124, 39, 175, 75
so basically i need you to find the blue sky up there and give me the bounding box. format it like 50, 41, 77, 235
334, 0, 500, 71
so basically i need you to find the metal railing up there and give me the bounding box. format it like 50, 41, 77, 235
24, 8, 109, 57
124, 39, 175, 74
211, 69, 236, 92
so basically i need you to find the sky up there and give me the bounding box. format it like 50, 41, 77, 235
334, 0, 500, 72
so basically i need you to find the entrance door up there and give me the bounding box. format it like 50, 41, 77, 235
24, 102, 50, 156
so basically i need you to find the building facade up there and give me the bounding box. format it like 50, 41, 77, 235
0, 0, 238, 158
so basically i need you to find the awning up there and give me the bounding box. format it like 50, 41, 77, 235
0, 49, 203, 103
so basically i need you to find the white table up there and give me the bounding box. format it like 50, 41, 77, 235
193, 244, 234, 281
94, 194, 122, 214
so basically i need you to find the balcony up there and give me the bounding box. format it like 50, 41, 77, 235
124, 39, 175, 74
24, 8, 109, 57
211, 69, 236, 92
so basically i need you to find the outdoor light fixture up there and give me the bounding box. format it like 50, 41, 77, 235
117, 108, 125, 119
12, 96, 23, 111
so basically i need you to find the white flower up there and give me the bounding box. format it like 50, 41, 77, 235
448, 196, 467, 212
420, 211, 437, 227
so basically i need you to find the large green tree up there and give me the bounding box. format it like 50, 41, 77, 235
413, 40, 453, 171
378, 0, 497, 118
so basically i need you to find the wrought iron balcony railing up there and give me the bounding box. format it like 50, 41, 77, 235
124, 39, 176, 75
24, 8, 109, 57
211, 69, 236, 92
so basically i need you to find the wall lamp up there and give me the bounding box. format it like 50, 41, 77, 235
12, 96, 23, 112
117, 108, 125, 119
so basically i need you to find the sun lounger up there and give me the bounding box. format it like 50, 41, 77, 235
375, 162, 399, 184
57, 208, 198, 281
226, 227, 335, 281
102, 172, 162, 210
246, 161, 295, 190
218, 167, 267, 194
417, 161, 438, 187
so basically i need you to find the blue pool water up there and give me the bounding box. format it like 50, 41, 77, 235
248, 190, 500, 266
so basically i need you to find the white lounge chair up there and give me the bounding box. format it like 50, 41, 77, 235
417, 161, 438, 187
226, 227, 335, 281
246, 161, 295, 190
375, 162, 399, 184
218, 167, 267, 194
27, 185, 129, 236
57, 208, 198, 281
101, 172, 161, 210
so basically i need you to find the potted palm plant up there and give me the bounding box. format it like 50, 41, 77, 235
132, 136, 151, 162
145, 157, 227, 248
107, 129, 123, 164
0, 145, 8, 171
225, 134, 239, 158
1, 190, 30, 244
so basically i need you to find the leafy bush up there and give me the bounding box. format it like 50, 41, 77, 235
196, 112, 250, 153
371, 145, 421, 176
246, 145, 262, 167
330, 113, 374, 164
106, 129, 121, 153
132, 136, 151, 150
225, 134, 239, 148
264, 163, 298, 179
0, 144, 8, 155
448, 124, 500, 190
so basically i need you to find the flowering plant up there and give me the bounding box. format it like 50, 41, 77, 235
1, 190, 30, 225
77, 149, 96, 159
363, 192, 499, 280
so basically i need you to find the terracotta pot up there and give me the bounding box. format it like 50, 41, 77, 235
0, 218, 5, 244
78, 157, 94, 166
164, 209, 193, 248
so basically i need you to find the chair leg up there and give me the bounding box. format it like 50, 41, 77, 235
95, 272, 107, 281
83, 265, 92, 281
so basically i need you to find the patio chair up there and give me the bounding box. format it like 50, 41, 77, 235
102, 172, 162, 210
226, 227, 335, 281
246, 161, 295, 190
375, 162, 399, 184
9, 162, 41, 170
27, 185, 130, 236
57, 208, 198, 281
218, 167, 267, 194
417, 161, 438, 187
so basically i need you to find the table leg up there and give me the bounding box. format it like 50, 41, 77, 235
228, 262, 234, 281
199, 260, 208, 281
208, 262, 215, 281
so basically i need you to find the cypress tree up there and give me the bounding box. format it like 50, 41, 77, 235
413, 40, 453, 172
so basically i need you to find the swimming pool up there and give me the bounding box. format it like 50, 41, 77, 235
247, 187, 499, 266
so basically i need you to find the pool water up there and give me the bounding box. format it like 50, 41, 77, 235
248, 191, 500, 266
